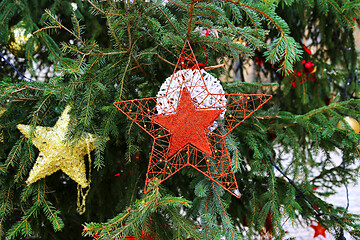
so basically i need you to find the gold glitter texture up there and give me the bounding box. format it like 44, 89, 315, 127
0, 106, 5, 116
7, 21, 40, 58
17, 106, 96, 188
0, 106, 5, 143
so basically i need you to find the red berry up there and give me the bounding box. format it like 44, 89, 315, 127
304, 61, 313, 69
256, 57, 264, 66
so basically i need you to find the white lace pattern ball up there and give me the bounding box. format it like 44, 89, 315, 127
156, 69, 226, 132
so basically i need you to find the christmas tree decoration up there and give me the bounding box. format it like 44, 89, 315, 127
194, 26, 219, 38
255, 57, 264, 66
337, 116, 360, 133
114, 41, 272, 198
303, 45, 312, 55
151, 87, 223, 157
303, 60, 316, 74
17, 106, 96, 188
6, 21, 40, 58
310, 222, 326, 238
2, 1, 360, 239
233, 37, 247, 46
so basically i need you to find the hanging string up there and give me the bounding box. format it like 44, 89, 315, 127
0, 51, 35, 81
180, 28, 210, 69
77, 142, 92, 215
197, 28, 210, 67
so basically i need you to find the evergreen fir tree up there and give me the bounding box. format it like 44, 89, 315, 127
0, 0, 360, 239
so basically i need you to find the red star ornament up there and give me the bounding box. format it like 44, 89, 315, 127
310, 222, 326, 238
114, 41, 272, 198
151, 87, 222, 157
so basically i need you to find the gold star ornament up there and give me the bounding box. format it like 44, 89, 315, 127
17, 106, 96, 188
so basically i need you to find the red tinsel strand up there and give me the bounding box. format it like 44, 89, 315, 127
303, 45, 312, 55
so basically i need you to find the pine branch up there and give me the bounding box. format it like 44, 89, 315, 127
43, 9, 88, 48
156, 4, 182, 37
83, 180, 196, 239
5, 138, 25, 169
6, 206, 38, 239
13, 141, 34, 183
41, 200, 64, 231
0, 184, 13, 220
211, 183, 238, 240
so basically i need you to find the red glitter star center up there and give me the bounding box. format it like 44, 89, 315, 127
151, 87, 223, 157
310, 222, 326, 238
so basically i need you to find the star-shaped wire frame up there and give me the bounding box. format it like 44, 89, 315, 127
114, 41, 272, 198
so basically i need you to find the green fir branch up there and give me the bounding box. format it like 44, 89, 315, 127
6, 206, 38, 239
